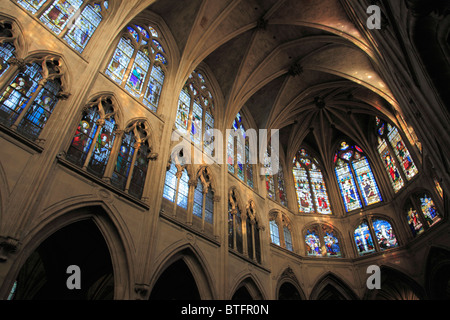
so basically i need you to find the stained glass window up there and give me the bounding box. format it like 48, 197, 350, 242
106, 24, 167, 112
110, 121, 150, 199
228, 112, 254, 188
0, 60, 62, 140
293, 148, 332, 214
354, 220, 375, 255
63, 2, 106, 53
372, 219, 398, 250
434, 178, 443, 199
193, 179, 204, 219
17, 0, 47, 14
269, 220, 280, 246
322, 226, 341, 257
419, 193, 441, 227
0, 41, 15, 78
283, 226, 293, 251
305, 227, 321, 256
177, 169, 189, 209
205, 188, 214, 224
377, 137, 404, 192
163, 162, 177, 202
66, 97, 116, 179
335, 141, 382, 212
175, 70, 215, 153
386, 124, 418, 180
405, 200, 424, 237
40, 0, 84, 35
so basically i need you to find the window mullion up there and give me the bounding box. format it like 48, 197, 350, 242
349, 161, 365, 208
82, 120, 103, 169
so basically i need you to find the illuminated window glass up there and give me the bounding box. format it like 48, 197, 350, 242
66, 97, 116, 178
377, 137, 404, 192
63, 2, 107, 53
372, 219, 398, 250
40, 0, 84, 36
193, 179, 203, 219
386, 124, 418, 180
17, 0, 47, 14
293, 148, 331, 214
105, 24, 167, 112
269, 220, 280, 246
162, 162, 177, 202
175, 70, 215, 153
419, 193, 441, 227
0, 31, 15, 77
305, 226, 321, 256
322, 225, 341, 257
177, 169, 189, 209
228, 112, 254, 188
283, 226, 293, 251
335, 141, 382, 212
0, 60, 62, 140
405, 200, 424, 238
354, 220, 375, 256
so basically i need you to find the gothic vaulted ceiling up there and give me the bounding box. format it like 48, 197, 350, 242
144, 0, 399, 163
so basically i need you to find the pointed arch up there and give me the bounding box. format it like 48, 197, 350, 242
3, 203, 133, 300
149, 243, 216, 300
230, 274, 266, 300
425, 246, 450, 300
309, 272, 358, 300
275, 267, 306, 300
364, 266, 425, 300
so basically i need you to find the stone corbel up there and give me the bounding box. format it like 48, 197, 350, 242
0, 237, 19, 262
134, 283, 150, 300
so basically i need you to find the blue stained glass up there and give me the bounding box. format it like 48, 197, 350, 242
40, 0, 84, 35
335, 163, 362, 212
419, 194, 441, 227
105, 37, 133, 84
125, 50, 150, 97
352, 157, 382, 206
143, 65, 164, 112
163, 163, 177, 202
17, 78, 61, 140
155, 53, 167, 65
293, 164, 313, 213
305, 228, 321, 256
283, 226, 293, 251
0, 63, 42, 127
0, 42, 15, 77
193, 179, 203, 219
354, 221, 375, 255
269, 220, 280, 246
205, 189, 214, 224
87, 116, 116, 177
111, 131, 135, 190
63, 4, 103, 53
152, 39, 164, 52
176, 88, 190, 132
372, 219, 398, 250
17, 0, 47, 14
323, 229, 341, 257
177, 169, 189, 209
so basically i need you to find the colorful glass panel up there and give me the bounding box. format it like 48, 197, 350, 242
105, 37, 134, 84
322, 226, 341, 257
0, 63, 42, 127
387, 126, 418, 180
269, 220, 280, 246
66, 106, 99, 167
406, 204, 424, 237
293, 163, 313, 213
0, 42, 15, 77
163, 162, 177, 202
310, 168, 331, 214
335, 163, 362, 212
176, 169, 189, 209
191, 100, 202, 146
176, 88, 190, 132
204, 188, 214, 224
17, 0, 47, 14
40, 0, 84, 35
143, 65, 164, 112
63, 3, 103, 53
278, 166, 288, 206
111, 131, 135, 190
17, 78, 61, 140
354, 221, 375, 255
128, 143, 149, 199
377, 138, 404, 192
305, 228, 321, 256
87, 115, 116, 177
419, 194, 441, 227
352, 157, 382, 206
372, 219, 398, 250
125, 50, 150, 97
